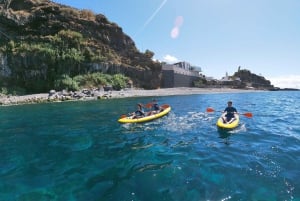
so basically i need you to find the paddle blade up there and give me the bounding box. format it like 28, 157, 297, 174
206, 107, 215, 112
145, 103, 153, 109
119, 114, 127, 119
243, 112, 253, 118
161, 104, 169, 109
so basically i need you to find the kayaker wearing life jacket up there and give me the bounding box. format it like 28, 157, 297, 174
222, 101, 237, 124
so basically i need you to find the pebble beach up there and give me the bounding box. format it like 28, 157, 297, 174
0, 87, 260, 106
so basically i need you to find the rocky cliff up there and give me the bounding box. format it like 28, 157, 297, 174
233, 68, 274, 89
0, 0, 161, 94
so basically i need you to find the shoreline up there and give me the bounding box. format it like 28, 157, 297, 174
0, 87, 262, 106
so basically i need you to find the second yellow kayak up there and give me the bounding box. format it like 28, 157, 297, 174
118, 104, 171, 123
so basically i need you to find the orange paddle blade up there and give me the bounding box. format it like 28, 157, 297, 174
120, 114, 127, 119
206, 107, 215, 112
243, 112, 253, 118
145, 103, 153, 109
161, 104, 169, 109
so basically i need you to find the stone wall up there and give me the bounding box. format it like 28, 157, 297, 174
162, 69, 199, 88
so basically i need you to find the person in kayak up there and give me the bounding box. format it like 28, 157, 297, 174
132, 103, 145, 119
149, 99, 163, 115
222, 101, 237, 124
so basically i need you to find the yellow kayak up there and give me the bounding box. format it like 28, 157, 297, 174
216, 113, 239, 129
118, 104, 171, 123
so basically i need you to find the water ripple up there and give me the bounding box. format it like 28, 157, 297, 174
1, 92, 300, 200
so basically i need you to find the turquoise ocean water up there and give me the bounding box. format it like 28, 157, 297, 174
0, 91, 299, 201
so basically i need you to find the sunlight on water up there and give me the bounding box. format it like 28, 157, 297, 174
0, 91, 299, 200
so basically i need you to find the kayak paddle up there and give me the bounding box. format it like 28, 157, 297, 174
160, 104, 169, 109
206, 107, 253, 118
242, 112, 253, 118
206, 107, 215, 112
145, 103, 153, 109
120, 114, 127, 119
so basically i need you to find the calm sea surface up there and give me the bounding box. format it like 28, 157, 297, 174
0, 91, 299, 201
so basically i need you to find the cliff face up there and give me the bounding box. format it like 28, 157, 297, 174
233, 69, 274, 89
0, 0, 161, 93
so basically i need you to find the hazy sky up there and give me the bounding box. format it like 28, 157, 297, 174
52, 0, 300, 89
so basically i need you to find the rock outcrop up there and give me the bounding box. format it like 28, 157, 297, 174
233, 69, 274, 89
0, 0, 161, 94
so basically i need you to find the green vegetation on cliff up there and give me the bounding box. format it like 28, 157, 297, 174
55, 73, 129, 92
0, 0, 161, 95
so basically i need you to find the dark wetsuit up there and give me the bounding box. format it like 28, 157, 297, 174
224, 106, 237, 121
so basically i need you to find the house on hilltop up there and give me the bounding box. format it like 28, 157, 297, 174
219, 72, 242, 87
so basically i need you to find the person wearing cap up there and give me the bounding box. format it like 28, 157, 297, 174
222, 101, 237, 124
